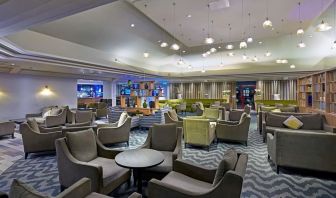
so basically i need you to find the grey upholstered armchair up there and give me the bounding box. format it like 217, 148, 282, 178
55, 129, 131, 194
139, 123, 182, 181
3, 178, 141, 198
228, 105, 251, 121
0, 121, 15, 138
75, 110, 94, 124
96, 112, 132, 146
26, 107, 67, 128
21, 119, 64, 159
96, 102, 108, 119
216, 113, 251, 146
148, 149, 248, 198
164, 110, 183, 128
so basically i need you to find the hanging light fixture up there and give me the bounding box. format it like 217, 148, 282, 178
227, 52, 235, 56
205, 3, 215, 44
316, 0, 332, 32
160, 18, 168, 47
296, 2, 304, 35
252, 56, 258, 62
210, 47, 217, 53
290, 64, 296, 69
265, 51, 272, 57
226, 24, 234, 49
297, 40, 306, 48
239, 0, 247, 49
247, 13, 253, 43
170, 2, 180, 50
242, 54, 248, 60
332, 0, 336, 49
262, 0, 272, 29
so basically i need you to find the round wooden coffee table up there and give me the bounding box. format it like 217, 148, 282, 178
115, 149, 164, 194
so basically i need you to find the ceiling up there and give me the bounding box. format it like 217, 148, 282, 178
0, 0, 336, 82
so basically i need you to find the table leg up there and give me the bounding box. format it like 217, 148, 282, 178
136, 169, 142, 194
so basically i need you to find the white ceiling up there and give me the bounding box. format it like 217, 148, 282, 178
1, 0, 336, 81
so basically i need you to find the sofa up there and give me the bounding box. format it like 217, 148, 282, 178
0, 121, 15, 139
26, 106, 67, 128
159, 99, 227, 112
262, 112, 336, 142
267, 129, 336, 173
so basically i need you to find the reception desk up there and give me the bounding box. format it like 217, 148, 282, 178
125, 107, 155, 116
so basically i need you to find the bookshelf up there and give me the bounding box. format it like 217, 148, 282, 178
298, 68, 336, 126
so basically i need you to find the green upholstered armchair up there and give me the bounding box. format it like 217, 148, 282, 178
203, 108, 222, 121
183, 118, 216, 150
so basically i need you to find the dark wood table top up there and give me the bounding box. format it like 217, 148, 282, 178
115, 148, 164, 169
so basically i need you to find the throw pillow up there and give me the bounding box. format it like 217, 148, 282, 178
271, 109, 281, 113
283, 115, 303, 129
213, 149, 238, 186
42, 110, 51, 118
168, 110, 179, 121
27, 119, 40, 133
50, 108, 61, 116
9, 179, 50, 198
118, 112, 128, 127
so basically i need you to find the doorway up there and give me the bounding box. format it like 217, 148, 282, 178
236, 81, 256, 109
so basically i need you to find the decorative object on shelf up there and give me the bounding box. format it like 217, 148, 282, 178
143, 99, 148, 108
222, 90, 231, 96
145, 82, 149, 89
255, 89, 262, 96
128, 80, 132, 88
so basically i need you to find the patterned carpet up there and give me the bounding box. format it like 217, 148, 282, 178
0, 114, 336, 197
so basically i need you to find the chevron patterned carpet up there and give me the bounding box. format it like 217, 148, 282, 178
0, 114, 335, 197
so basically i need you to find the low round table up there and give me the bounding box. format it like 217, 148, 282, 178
115, 149, 164, 194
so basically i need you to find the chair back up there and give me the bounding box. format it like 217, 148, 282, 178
98, 102, 107, 109
203, 108, 220, 120
244, 105, 251, 114
76, 110, 93, 123
183, 118, 213, 146
151, 123, 178, 151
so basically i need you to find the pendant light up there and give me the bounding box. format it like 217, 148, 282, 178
170, 2, 180, 50
204, 3, 215, 44
262, 0, 272, 29
316, 0, 332, 32
239, 0, 247, 49
160, 18, 168, 47
177, 24, 185, 65
247, 13, 253, 43
297, 2, 304, 35
226, 24, 234, 49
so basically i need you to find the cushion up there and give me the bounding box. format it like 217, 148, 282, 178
118, 112, 128, 127
33, 117, 45, 124
213, 149, 238, 186
260, 106, 277, 112
283, 115, 303, 130
66, 129, 97, 162
279, 107, 296, 112
168, 110, 179, 121
27, 119, 40, 133
161, 171, 212, 194
275, 103, 284, 108
266, 113, 288, 127
89, 157, 129, 187
50, 108, 61, 116
151, 123, 177, 151
271, 109, 281, 113
297, 114, 322, 130
42, 110, 51, 119
145, 151, 173, 173
239, 113, 248, 124
9, 179, 50, 198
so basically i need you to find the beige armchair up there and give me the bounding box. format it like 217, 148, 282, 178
97, 112, 132, 146
216, 113, 251, 146
20, 119, 64, 159
75, 110, 94, 124
3, 177, 141, 198
0, 121, 15, 139
96, 102, 108, 119
228, 105, 251, 121
26, 107, 67, 128
148, 149, 248, 198
183, 118, 216, 150
164, 110, 183, 128
140, 123, 182, 180
55, 129, 131, 194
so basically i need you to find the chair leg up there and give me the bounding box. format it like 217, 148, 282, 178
126, 141, 129, 147
60, 185, 66, 192
184, 143, 187, 148
276, 165, 280, 174
268, 155, 270, 160
24, 153, 28, 159
11, 133, 15, 139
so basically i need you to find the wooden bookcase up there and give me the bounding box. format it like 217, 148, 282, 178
298, 68, 336, 126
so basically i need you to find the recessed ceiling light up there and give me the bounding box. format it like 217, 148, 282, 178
202, 53, 208, 57
258, 41, 263, 45
206, 51, 211, 55
210, 48, 217, 53
186, 14, 192, 18
157, 40, 161, 43
160, 42, 168, 47
276, 59, 288, 64
143, 52, 149, 58
227, 52, 234, 56
130, 23, 135, 27
201, 69, 206, 73
205, 37, 215, 44
10, 63, 15, 66
182, 50, 186, 53
290, 64, 296, 69
218, 46, 221, 49
226, 44, 234, 50
170, 43, 180, 50
265, 51, 272, 57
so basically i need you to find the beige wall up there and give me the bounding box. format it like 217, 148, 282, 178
0, 73, 77, 120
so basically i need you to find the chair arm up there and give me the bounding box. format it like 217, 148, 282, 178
0, 192, 8, 198
173, 128, 183, 161
177, 116, 183, 121
323, 123, 336, 133
25, 113, 42, 118
148, 178, 200, 197
267, 133, 276, 161
56, 178, 92, 198
128, 192, 142, 198
96, 138, 123, 159
217, 120, 239, 125
65, 121, 91, 127
173, 159, 217, 183
139, 127, 152, 149
62, 126, 93, 134
39, 126, 63, 133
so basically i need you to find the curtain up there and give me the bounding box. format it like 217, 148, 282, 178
256, 80, 297, 100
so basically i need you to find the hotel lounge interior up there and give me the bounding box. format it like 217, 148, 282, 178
0, 0, 336, 197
